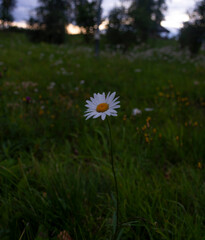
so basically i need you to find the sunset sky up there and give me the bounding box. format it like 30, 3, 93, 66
13, 0, 196, 34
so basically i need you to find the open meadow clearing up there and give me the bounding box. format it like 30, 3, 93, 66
0, 32, 205, 239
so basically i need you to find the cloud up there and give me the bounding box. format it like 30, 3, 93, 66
166, 0, 195, 12
102, 0, 120, 15
16, 0, 38, 8
165, 0, 195, 18
161, 0, 195, 30
13, 0, 38, 21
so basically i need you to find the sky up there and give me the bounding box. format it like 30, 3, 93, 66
13, 0, 197, 34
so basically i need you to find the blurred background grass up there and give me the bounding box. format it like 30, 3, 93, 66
0, 32, 205, 240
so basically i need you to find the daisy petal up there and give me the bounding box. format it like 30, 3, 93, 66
107, 92, 116, 104
90, 97, 98, 105
85, 114, 94, 120
85, 103, 96, 109
112, 105, 120, 109
93, 113, 101, 118
109, 110, 117, 114
86, 100, 93, 105
110, 101, 120, 107
106, 92, 111, 102
101, 113, 106, 120
84, 112, 96, 117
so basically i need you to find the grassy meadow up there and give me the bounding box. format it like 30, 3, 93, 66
0, 32, 205, 240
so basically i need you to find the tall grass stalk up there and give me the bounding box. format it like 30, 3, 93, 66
107, 118, 119, 239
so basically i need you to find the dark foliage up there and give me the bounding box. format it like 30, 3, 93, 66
106, 0, 167, 49
128, 0, 167, 42
27, 0, 72, 44
0, 0, 16, 27
106, 7, 137, 51
75, 0, 101, 43
179, 24, 204, 55
179, 0, 205, 55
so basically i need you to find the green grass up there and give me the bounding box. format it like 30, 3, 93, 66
0, 32, 205, 240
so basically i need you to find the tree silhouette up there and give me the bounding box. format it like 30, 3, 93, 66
75, 0, 101, 43
128, 0, 167, 41
0, 0, 16, 28
179, 0, 205, 55
28, 0, 72, 44
106, 6, 136, 51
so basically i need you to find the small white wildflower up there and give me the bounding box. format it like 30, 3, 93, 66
144, 108, 154, 112
47, 82, 56, 89
132, 108, 142, 115
54, 59, 63, 65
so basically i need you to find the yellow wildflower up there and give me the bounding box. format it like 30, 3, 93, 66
39, 109, 44, 115
142, 125, 146, 131
194, 121, 198, 127
145, 137, 149, 143
197, 162, 202, 169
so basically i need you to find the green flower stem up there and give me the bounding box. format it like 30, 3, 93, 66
107, 118, 119, 238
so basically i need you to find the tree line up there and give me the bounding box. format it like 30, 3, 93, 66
179, 0, 205, 55
0, 0, 205, 55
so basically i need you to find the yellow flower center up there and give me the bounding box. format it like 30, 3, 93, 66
96, 103, 109, 112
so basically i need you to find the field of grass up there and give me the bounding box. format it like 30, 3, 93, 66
0, 32, 205, 240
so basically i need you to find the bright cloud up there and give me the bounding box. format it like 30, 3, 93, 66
161, 13, 190, 29
161, 0, 195, 31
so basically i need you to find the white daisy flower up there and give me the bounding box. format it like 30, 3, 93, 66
84, 92, 120, 120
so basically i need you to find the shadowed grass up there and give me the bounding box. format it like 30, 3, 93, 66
0, 32, 205, 239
